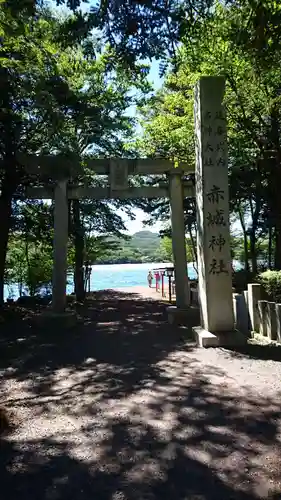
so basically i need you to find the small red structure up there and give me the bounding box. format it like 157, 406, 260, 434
154, 270, 160, 292
152, 267, 175, 300
161, 271, 165, 297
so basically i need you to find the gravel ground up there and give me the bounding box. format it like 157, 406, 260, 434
1, 289, 281, 500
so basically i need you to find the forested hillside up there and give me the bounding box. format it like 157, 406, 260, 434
93, 231, 169, 264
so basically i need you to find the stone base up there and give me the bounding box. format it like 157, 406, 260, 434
250, 331, 281, 346
167, 305, 190, 326
34, 310, 77, 329
193, 326, 247, 348
192, 327, 219, 347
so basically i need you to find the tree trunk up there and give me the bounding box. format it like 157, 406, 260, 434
249, 229, 257, 275
270, 174, 281, 269
273, 173, 281, 269
249, 196, 260, 275
238, 205, 250, 272
269, 107, 281, 269
72, 200, 85, 302
188, 224, 197, 273
243, 233, 250, 272
0, 68, 21, 304
268, 224, 273, 269
24, 237, 34, 296
275, 227, 281, 269
0, 194, 13, 306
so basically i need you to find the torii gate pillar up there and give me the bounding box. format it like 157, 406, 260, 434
52, 179, 68, 313
167, 171, 190, 325
38, 178, 76, 327
170, 172, 190, 308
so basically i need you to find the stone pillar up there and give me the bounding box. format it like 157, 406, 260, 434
258, 300, 268, 336
232, 293, 239, 325
248, 283, 261, 333
194, 76, 234, 333
169, 172, 190, 308
243, 290, 249, 309
52, 179, 68, 313
243, 290, 250, 332
266, 302, 277, 341
276, 304, 281, 342
233, 293, 249, 335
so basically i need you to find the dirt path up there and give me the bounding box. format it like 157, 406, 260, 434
1, 290, 281, 499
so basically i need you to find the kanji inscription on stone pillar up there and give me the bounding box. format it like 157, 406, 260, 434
194, 76, 234, 332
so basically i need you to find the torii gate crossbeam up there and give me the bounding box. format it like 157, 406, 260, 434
25, 158, 194, 313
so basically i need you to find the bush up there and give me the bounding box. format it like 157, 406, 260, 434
258, 270, 281, 302
6, 239, 53, 297
232, 269, 255, 293
25, 250, 53, 296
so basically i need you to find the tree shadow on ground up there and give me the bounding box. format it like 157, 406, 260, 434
226, 342, 281, 362
0, 290, 197, 393
1, 291, 281, 499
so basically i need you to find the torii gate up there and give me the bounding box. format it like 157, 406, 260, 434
26, 157, 193, 311
24, 76, 235, 346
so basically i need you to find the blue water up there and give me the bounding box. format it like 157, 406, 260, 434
4, 262, 197, 301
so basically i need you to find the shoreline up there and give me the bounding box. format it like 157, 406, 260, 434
112, 285, 176, 302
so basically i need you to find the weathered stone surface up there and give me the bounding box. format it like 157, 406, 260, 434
52, 180, 68, 314
34, 310, 76, 329
258, 300, 268, 337
193, 326, 247, 348
248, 283, 261, 333
233, 293, 250, 335
193, 326, 219, 347
276, 303, 281, 343
194, 76, 234, 333
266, 302, 277, 341
169, 173, 190, 308
167, 305, 190, 326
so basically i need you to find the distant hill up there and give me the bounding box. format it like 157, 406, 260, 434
96, 230, 166, 264
129, 231, 160, 253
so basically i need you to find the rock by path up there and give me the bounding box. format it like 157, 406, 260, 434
1, 290, 281, 500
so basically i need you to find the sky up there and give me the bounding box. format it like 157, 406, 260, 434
121, 62, 164, 234
121, 61, 165, 234
118, 207, 164, 235
47, 1, 166, 235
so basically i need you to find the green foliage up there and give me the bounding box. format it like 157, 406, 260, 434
5, 239, 26, 297
259, 270, 281, 303
0, 3, 151, 304
136, 1, 281, 273
159, 237, 173, 263
4, 0, 281, 300
24, 247, 53, 296
5, 230, 174, 297
94, 231, 169, 264
12, 0, 281, 77
84, 235, 123, 265
159, 236, 194, 263
128, 231, 159, 254
8, 0, 216, 62
6, 238, 53, 296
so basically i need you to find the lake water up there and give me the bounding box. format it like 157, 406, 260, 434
4, 262, 198, 301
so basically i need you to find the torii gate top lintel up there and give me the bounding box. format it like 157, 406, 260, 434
23, 155, 195, 199
19, 154, 194, 178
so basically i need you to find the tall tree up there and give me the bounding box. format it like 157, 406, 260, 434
0, 4, 149, 304
0, 7, 69, 303
5, 0, 215, 60
136, 2, 281, 271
